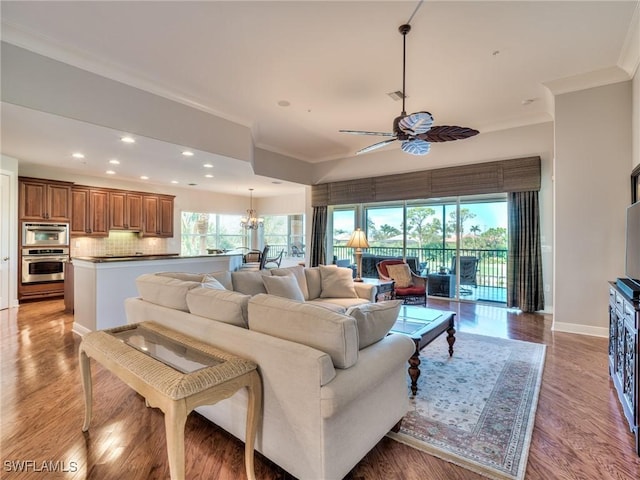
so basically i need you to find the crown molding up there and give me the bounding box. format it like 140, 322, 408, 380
543, 66, 631, 96
618, 0, 640, 77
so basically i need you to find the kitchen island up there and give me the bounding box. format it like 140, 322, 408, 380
72, 253, 242, 335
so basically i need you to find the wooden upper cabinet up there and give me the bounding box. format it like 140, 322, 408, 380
19, 178, 72, 221
70, 188, 90, 235
142, 194, 174, 237
158, 196, 174, 237
109, 192, 143, 231
70, 187, 109, 237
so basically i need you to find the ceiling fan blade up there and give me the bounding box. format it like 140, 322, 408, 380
356, 138, 398, 155
398, 111, 434, 135
339, 129, 395, 137
401, 138, 431, 155
418, 125, 480, 142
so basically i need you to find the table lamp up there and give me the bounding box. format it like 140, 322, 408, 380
346, 228, 369, 282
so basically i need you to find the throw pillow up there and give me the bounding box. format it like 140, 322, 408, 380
319, 265, 357, 298
270, 265, 309, 300
346, 300, 403, 349
386, 263, 413, 288
201, 274, 227, 290
262, 275, 305, 302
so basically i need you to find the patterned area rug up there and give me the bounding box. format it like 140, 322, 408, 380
387, 332, 546, 480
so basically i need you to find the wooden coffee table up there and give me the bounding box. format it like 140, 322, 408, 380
390, 305, 456, 395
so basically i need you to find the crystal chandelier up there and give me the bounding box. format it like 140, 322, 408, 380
240, 188, 264, 230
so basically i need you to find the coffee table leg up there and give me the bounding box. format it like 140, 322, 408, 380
79, 347, 93, 432
165, 401, 188, 480
447, 325, 456, 357
408, 340, 420, 396
244, 371, 262, 480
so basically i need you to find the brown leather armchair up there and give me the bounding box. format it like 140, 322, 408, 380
376, 259, 427, 306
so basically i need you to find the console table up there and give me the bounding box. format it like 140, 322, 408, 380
608, 282, 640, 455
79, 322, 262, 479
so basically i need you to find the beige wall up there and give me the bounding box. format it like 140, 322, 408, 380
633, 68, 640, 169
553, 81, 632, 336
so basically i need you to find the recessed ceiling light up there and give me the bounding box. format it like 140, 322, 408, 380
203, 163, 213, 168
140, 175, 149, 180
277, 100, 291, 107
106, 170, 116, 175
72, 152, 85, 159
121, 136, 135, 144
171, 180, 179, 184
182, 150, 194, 157
205, 174, 214, 178
109, 159, 120, 165
272, 181, 282, 184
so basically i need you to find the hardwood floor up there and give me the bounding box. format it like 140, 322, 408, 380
1, 299, 639, 479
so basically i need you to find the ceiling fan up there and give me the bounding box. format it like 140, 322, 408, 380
340, 23, 479, 155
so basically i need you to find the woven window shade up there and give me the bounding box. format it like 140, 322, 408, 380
311, 156, 540, 207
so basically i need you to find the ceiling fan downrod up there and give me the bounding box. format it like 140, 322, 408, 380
399, 23, 411, 116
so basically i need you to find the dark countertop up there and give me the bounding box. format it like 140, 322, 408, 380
72, 252, 242, 263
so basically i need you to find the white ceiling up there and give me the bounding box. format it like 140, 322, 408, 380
1, 1, 638, 197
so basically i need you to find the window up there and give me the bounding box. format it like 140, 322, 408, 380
181, 212, 247, 256
332, 208, 355, 261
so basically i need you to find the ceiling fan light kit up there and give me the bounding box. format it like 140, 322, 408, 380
340, 23, 478, 156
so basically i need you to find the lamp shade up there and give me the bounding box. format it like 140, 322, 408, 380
346, 228, 369, 249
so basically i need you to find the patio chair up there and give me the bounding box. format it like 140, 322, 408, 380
376, 259, 427, 306
291, 244, 304, 257
450, 256, 479, 295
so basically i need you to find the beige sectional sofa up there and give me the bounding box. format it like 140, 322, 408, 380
124, 265, 415, 480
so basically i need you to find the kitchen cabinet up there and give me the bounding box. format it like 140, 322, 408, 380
142, 194, 174, 237
109, 191, 143, 231
19, 177, 72, 221
71, 187, 109, 237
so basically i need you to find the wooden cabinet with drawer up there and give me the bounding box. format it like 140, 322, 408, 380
608, 282, 639, 455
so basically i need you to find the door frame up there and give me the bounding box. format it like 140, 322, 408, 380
0, 168, 19, 309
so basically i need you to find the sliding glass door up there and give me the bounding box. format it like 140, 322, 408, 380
328, 194, 507, 304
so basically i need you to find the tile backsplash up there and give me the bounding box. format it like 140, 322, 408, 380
71, 231, 168, 257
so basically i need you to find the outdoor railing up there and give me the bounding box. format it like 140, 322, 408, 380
332, 246, 508, 289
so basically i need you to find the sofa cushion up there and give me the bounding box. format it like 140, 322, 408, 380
304, 266, 322, 300
270, 265, 310, 300
319, 265, 357, 298
186, 287, 250, 328
156, 271, 204, 282
231, 270, 270, 295
248, 294, 359, 369
346, 300, 402, 349
262, 275, 305, 302
385, 263, 413, 288
135, 273, 201, 312
201, 274, 227, 290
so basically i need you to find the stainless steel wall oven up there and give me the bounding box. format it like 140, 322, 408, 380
22, 222, 69, 247
21, 247, 69, 284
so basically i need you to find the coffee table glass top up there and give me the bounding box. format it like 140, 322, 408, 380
391, 306, 444, 335
111, 325, 222, 374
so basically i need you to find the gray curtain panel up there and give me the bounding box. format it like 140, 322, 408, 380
507, 191, 544, 312
310, 206, 327, 267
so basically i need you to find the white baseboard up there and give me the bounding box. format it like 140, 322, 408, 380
552, 321, 608, 338
72, 322, 92, 337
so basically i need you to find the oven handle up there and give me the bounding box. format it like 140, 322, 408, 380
23, 256, 69, 262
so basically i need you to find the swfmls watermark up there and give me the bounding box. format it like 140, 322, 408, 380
3, 460, 79, 473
